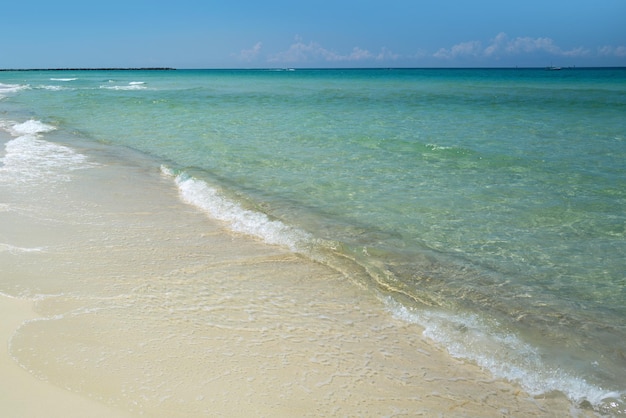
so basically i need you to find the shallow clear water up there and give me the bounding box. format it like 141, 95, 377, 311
1, 68, 625, 414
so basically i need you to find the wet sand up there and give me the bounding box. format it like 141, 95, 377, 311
0, 135, 585, 417
0, 294, 133, 417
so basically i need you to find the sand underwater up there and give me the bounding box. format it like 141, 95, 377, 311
0, 124, 593, 417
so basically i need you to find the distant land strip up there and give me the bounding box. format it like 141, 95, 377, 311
0, 67, 176, 71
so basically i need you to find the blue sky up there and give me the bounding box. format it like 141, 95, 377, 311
2, 1, 625, 68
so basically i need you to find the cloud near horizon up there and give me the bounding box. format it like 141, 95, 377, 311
240, 33, 624, 66
237, 42, 263, 62
435, 32, 594, 60
598, 45, 626, 57
267, 36, 398, 64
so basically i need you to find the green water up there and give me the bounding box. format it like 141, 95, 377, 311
1, 68, 625, 413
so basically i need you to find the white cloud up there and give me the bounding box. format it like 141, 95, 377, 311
434, 41, 482, 59
343, 47, 374, 61
408, 49, 428, 60
258, 33, 616, 66
502, 35, 589, 57
376, 47, 400, 61
268, 37, 398, 64
268, 38, 330, 63
598, 45, 626, 57
560, 46, 590, 57
436, 33, 591, 60
505, 36, 560, 54
484, 32, 508, 57
237, 42, 262, 61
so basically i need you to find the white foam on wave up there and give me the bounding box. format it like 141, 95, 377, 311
9, 119, 57, 136
0, 243, 44, 254
100, 81, 147, 91
38, 85, 67, 91
161, 166, 311, 252
50, 78, 77, 81
0, 119, 97, 184
426, 143, 454, 151
385, 296, 623, 412
0, 82, 29, 99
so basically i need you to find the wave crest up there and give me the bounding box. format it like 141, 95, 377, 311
1, 119, 97, 185
0, 82, 29, 99
161, 166, 311, 251
386, 296, 625, 415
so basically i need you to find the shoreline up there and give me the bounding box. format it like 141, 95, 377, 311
0, 130, 591, 417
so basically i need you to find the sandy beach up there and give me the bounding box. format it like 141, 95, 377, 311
0, 292, 581, 418
0, 294, 133, 417
0, 132, 588, 417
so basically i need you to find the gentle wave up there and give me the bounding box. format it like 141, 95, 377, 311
0, 243, 44, 254
4, 68, 625, 416
37, 85, 68, 91
50, 78, 77, 81
0, 82, 28, 99
161, 166, 311, 252
100, 81, 147, 91
0, 119, 97, 184
163, 161, 626, 414
9, 119, 56, 136
386, 297, 624, 414
425, 143, 455, 151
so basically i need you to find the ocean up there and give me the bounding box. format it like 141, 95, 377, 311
1, 68, 625, 415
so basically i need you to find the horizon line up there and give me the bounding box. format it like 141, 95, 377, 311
2, 66, 625, 72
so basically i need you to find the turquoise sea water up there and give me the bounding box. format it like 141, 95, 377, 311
1, 68, 625, 414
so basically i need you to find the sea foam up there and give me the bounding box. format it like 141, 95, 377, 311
0, 119, 97, 184
9, 119, 57, 136
161, 166, 311, 251
0, 83, 28, 99
100, 81, 147, 91
385, 296, 623, 413
0, 243, 44, 254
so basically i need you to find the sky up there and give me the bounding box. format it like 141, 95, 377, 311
1, 0, 625, 68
